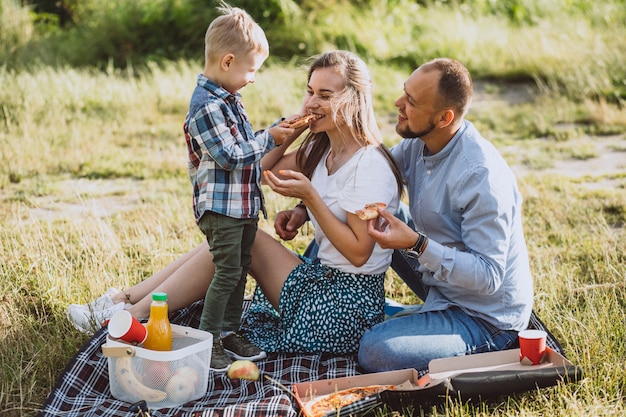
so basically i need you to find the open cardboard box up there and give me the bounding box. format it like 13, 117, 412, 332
293, 347, 582, 417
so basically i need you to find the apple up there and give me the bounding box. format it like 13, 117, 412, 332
141, 361, 171, 389
165, 373, 195, 404
173, 366, 200, 385
227, 360, 259, 381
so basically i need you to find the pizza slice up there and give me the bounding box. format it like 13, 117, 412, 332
355, 202, 387, 220
301, 385, 393, 417
281, 113, 322, 129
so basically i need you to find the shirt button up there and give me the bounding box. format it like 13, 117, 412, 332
426, 170, 431, 175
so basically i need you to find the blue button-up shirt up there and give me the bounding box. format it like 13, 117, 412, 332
391, 120, 533, 330
184, 74, 276, 221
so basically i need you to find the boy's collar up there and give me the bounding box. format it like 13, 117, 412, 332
197, 74, 241, 100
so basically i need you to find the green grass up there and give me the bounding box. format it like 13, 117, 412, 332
4, 0, 626, 106
1, 1, 626, 413
1, 58, 625, 417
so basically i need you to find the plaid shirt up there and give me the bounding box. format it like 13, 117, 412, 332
184, 74, 276, 221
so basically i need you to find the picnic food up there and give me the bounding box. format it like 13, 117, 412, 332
164, 367, 199, 403
355, 202, 387, 220
115, 356, 167, 402
281, 113, 321, 129
301, 385, 393, 417
141, 360, 171, 389
143, 292, 172, 351
228, 359, 260, 381
173, 366, 201, 384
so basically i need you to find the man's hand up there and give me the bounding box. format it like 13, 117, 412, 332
274, 207, 307, 241
367, 207, 419, 250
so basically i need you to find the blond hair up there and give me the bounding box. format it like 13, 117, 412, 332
204, 2, 269, 61
296, 51, 404, 197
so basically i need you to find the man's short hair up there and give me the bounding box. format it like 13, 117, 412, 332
421, 58, 473, 118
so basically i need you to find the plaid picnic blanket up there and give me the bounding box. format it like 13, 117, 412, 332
39, 293, 565, 417
38, 299, 366, 417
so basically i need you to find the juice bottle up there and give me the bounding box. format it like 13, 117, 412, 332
142, 292, 172, 351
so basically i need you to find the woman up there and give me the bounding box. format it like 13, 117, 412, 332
68, 50, 403, 357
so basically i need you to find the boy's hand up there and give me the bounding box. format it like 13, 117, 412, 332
268, 124, 296, 146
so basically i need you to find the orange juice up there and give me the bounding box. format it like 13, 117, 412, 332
143, 292, 172, 351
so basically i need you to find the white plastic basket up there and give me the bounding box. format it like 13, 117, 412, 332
102, 324, 212, 409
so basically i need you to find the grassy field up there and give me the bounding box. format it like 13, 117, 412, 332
1, 0, 626, 414
1, 58, 624, 416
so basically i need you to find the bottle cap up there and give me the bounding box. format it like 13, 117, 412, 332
152, 292, 167, 302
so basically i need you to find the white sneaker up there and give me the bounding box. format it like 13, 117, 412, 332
66, 301, 126, 335
80, 288, 122, 311
72, 288, 132, 311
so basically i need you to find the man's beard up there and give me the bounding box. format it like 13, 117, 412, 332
396, 116, 436, 139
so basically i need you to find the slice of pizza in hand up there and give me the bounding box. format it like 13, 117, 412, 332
281, 113, 321, 129
355, 202, 387, 220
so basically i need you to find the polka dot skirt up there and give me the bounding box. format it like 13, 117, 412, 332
240, 260, 385, 355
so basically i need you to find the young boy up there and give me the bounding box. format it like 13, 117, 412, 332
183, 2, 293, 371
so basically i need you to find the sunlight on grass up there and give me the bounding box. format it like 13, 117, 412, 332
1, 12, 626, 416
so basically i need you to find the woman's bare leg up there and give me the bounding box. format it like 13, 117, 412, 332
248, 230, 302, 309
115, 230, 301, 319
110, 243, 205, 303
120, 242, 214, 319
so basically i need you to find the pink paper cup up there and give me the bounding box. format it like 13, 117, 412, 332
518, 329, 547, 365
108, 310, 147, 345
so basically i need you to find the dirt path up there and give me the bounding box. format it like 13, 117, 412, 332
473, 81, 626, 189
509, 134, 625, 187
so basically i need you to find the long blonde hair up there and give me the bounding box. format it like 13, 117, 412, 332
296, 51, 404, 196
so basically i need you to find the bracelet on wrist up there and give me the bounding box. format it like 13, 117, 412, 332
403, 232, 428, 258
295, 201, 310, 221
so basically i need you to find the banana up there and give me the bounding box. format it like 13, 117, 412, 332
114, 356, 167, 403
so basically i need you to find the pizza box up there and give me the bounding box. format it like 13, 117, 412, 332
293, 368, 421, 417
293, 347, 583, 417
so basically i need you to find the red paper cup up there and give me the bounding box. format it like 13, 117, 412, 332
518, 329, 547, 365
108, 310, 147, 345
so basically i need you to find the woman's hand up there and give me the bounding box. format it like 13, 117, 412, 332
266, 169, 376, 267
367, 207, 418, 250
263, 169, 314, 201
